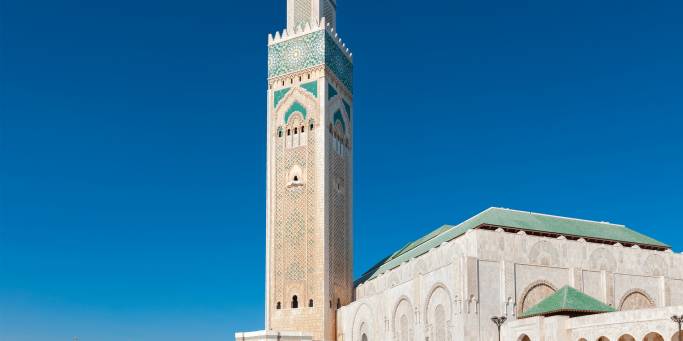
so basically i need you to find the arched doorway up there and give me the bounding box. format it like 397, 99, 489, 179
672, 331, 682, 341
618, 335, 636, 341
643, 332, 664, 341
361, 334, 368, 341
518, 334, 531, 341
597, 337, 610, 341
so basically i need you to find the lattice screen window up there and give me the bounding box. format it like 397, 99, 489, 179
293, 0, 311, 28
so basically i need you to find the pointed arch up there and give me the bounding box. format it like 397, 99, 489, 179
392, 296, 415, 341
352, 303, 373, 341
333, 110, 346, 133
284, 101, 308, 123
518, 280, 557, 316
424, 283, 453, 341
274, 86, 319, 124
618, 289, 655, 311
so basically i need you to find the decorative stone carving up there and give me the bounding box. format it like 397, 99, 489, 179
589, 247, 617, 271
618, 289, 655, 311
528, 240, 559, 266
393, 298, 415, 341
518, 280, 557, 316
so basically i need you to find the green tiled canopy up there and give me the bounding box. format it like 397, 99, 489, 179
520, 286, 616, 318
356, 207, 669, 285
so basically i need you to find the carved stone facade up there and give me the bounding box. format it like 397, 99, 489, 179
338, 228, 683, 341
264, 3, 353, 340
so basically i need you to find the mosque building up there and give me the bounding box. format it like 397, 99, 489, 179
235, 1, 683, 340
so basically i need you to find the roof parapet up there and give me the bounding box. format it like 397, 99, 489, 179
267, 17, 353, 62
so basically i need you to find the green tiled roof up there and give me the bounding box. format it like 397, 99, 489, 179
356, 208, 668, 285
520, 285, 616, 318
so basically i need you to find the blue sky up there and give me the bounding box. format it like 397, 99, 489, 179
1, 0, 682, 340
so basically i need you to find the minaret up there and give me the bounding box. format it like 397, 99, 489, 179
264, 1, 353, 340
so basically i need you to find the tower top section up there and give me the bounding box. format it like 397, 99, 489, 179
287, 0, 336, 30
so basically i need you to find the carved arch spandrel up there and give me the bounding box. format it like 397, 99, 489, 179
588, 247, 617, 271
423, 283, 453, 341
517, 280, 557, 316
617, 289, 655, 311
528, 240, 560, 266
392, 297, 415, 341
643, 253, 667, 277
352, 303, 374, 341
274, 86, 320, 124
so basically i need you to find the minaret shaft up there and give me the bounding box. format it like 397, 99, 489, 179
287, 0, 337, 30
265, 3, 353, 340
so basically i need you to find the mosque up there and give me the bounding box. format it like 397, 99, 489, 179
235, 1, 683, 340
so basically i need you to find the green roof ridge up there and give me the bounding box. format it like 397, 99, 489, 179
520, 285, 616, 318
355, 207, 669, 286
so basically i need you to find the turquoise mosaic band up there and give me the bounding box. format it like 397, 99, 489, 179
268, 30, 353, 92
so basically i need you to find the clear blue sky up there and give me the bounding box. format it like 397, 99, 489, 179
1, 0, 682, 340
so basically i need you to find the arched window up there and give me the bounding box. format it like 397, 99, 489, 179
293, 175, 299, 182
671, 331, 681, 341
618, 335, 635, 341
294, 127, 298, 134
361, 334, 368, 341
287, 129, 291, 136
276, 302, 281, 309
308, 299, 313, 307
643, 333, 664, 341
291, 295, 298, 309
301, 125, 305, 133
597, 337, 610, 341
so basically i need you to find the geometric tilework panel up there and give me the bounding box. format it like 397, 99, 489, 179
324, 32, 353, 92
274, 87, 291, 108
328, 83, 338, 99
333, 110, 346, 133
269, 30, 325, 79
268, 30, 353, 92
342, 99, 351, 121
300, 80, 318, 98
284, 101, 308, 123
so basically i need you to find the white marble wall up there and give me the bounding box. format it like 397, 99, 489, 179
337, 229, 683, 341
